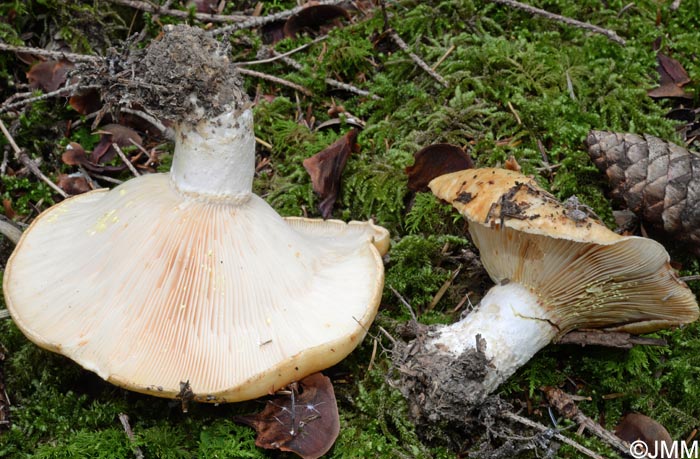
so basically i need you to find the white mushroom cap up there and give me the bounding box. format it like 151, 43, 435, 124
4, 107, 389, 403
429, 168, 698, 336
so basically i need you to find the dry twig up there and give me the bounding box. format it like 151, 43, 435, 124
112, 143, 141, 177
0, 215, 23, 245
107, 0, 246, 23
502, 411, 606, 459
118, 413, 145, 459
0, 83, 96, 114
0, 119, 67, 198
0, 310, 9, 320
387, 29, 448, 87
0, 43, 100, 63
237, 67, 313, 96
488, 0, 626, 45
544, 387, 642, 457
269, 52, 380, 99
210, 0, 346, 35
558, 330, 667, 349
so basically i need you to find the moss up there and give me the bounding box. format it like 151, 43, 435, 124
3, 0, 700, 457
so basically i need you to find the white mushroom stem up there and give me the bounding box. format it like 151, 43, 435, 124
170, 107, 255, 199
429, 282, 558, 393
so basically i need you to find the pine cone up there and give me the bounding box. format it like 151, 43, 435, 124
586, 130, 700, 254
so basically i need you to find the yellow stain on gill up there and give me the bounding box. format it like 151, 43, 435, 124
88, 209, 119, 235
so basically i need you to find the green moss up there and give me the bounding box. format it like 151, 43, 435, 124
3, 0, 700, 457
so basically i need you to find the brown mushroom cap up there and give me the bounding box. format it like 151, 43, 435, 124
4, 173, 388, 402
429, 168, 698, 336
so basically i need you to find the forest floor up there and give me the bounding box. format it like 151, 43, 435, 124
1, 1, 700, 458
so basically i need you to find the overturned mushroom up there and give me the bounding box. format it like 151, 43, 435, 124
395, 168, 697, 420
3, 26, 389, 403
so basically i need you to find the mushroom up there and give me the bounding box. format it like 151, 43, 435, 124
3, 26, 389, 403
395, 167, 698, 417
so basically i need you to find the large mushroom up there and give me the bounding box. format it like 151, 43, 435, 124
395, 167, 698, 419
3, 26, 389, 403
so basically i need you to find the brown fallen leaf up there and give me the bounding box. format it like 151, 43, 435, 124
235, 373, 340, 459
56, 174, 91, 195
91, 124, 143, 164
284, 4, 350, 38
648, 52, 693, 99
62, 142, 126, 174
405, 143, 474, 192
616, 413, 675, 459
69, 89, 102, 115
26, 60, 74, 92
188, 0, 219, 13
303, 129, 357, 218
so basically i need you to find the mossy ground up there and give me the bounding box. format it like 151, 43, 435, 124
1, 0, 700, 457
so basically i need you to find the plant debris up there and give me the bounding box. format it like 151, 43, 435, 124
405, 143, 473, 192
615, 412, 674, 455
90, 124, 142, 164
84, 24, 247, 125
647, 52, 693, 99
235, 373, 340, 459
586, 130, 700, 254
0, 345, 9, 431
26, 59, 73, 92
283, 4, 350, 39
303, 129, 357, 218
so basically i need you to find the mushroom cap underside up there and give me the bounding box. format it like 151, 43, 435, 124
429, 168, 699, 335
4, 173, 388, 402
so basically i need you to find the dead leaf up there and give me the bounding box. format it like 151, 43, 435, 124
69, 89, 102, 115
91, 124, 143, 164
56, 174, 91, 195
235, 373, 340, 459
284, 4, 350, 38
405, 143, 474, 192
616, 413, 675, 458
62, 142, 126, 174
657, 53, 691, 86
26, 60, 74, 92
648, 53, 693, 99
303, 129, 357, 218
2, 199, 16, 220
188, 0, 220, 13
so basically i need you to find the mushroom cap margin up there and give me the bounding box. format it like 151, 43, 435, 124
4, 173, 388, 402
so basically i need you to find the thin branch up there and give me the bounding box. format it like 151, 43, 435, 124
112, 143, 141, 177
271, 52, 380, 99
0, 309, 9, 320
235, 37, 326, 66
0, 43, 101, 63
237, 67, 313, 96
544, 387, 642, 458
501, 411, 606, 459
0, 215, 22, 245
210, 0, 345, 35
387, 29, 448, 87
558, 329, 666, 349
0, 119, 67, 198
680, 274, 700, 282
106, 0, 247, 23
119, 108, 174, 140
488, 0, 626, 45
118, 413, 145, 459
0, 83, 96, 114
90, 173, 124, 185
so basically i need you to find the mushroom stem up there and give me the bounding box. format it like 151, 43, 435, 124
431, 282, 557, 393
170, 107, 255, 200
